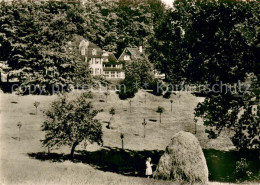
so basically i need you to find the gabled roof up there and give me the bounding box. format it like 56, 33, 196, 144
118, 47, 148, 61
107, 52, 117, 62
71, 35, 103, 58
126, 47, 146, 60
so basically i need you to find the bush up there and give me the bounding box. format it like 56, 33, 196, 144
117, 79, 138, 100
163, 85, 176, 99
149, 79, 166, 96
234, 158, 254, 182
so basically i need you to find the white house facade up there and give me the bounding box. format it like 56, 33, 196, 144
78, 39, 125, 79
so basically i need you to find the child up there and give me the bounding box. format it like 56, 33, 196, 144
145, 157, 153, 178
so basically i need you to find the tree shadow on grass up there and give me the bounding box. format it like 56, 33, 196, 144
28, 146, 164, 177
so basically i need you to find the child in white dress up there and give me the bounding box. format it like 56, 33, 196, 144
145, 157, 153, 178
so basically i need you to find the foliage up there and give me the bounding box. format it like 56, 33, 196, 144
118, 78, 138, 100
107, 107, 116, 129
120, 133, 124, 149
109, 107, 115, 116
0, 0, 166, 94
41, 92, 103, 159
156, 106, 164, 114
104, 91, 110, 103
125, 58, 154, 86
0, 1, 92, 94
149, 79, 166, 96
150, 0, 259, 84
156, 106, 164, 123
118, 57, 154, 99
234, 158, 254, 182
17, 121, 22, 141
33, 101, 40, 114
195, 73, 259, 151
151, 0, 260, 150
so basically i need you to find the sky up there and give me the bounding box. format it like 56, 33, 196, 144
161, 0, 174, 7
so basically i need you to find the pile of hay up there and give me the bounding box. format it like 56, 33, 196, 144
153, 131, 208, 184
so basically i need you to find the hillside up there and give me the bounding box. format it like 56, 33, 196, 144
0, 90, 239, 185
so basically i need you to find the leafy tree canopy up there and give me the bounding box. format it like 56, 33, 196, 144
41, 92, 103, 159
0, 0, 166, 94
151, 0, 259, 150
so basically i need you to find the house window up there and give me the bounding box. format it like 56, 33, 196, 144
105, 71, 109, 78
81, 48, 85, 55
124, 55, 130, 60
92, 49, 97, 55
95, 68, 100, 75
117, 72, 121, 78
96, 58, 100, 64
111, 72, 115, 78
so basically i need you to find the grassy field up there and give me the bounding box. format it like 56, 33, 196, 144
1, 90, 256, 185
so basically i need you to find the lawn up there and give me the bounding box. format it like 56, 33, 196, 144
0, 90, 257, 185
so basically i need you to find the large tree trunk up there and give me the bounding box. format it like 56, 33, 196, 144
70, 141, 79, 160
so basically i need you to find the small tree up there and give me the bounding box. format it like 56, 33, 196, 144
178, 91, 181, 104
108, 107, 115, 129
128, 99, 133, 113
33, 101, 40, 114
156, 106, 164, 124
104, 91, 110, 103
142, 118, 147, 138
235, 158, 253, 182
120, 133, 124, 149
41, 92, 103, 160
170, 100, 173, 112
17, 122, 22, 141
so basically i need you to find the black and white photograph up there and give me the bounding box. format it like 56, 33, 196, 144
0, 0, 259, 184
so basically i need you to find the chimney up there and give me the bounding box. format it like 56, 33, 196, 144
139, 46, 143, 53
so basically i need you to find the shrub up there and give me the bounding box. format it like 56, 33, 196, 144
118, 79, 138, 100
149, 79, 166, 96
235, 158, 254, 182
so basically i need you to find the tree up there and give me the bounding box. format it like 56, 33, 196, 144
17, 122, 22, 141
118, 58, 154, 99
120, 133, 124, 149
0, 0, 165, 94
124, 58, 154, 85
195, 77, 260, 150
118, 78, 138, 100
104, 91, 110, 103
156, 106, 164, 124
170, 100, 173, 112
152, 0, 259, 150
108, 107, 115, 129
128, 99, 133, 113
142, 118, 147, 138
41, 92, 103, 160
0, 1, 92, 94
33, 101, 40, 115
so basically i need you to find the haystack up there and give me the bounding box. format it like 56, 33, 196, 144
153, 131, 208, 184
